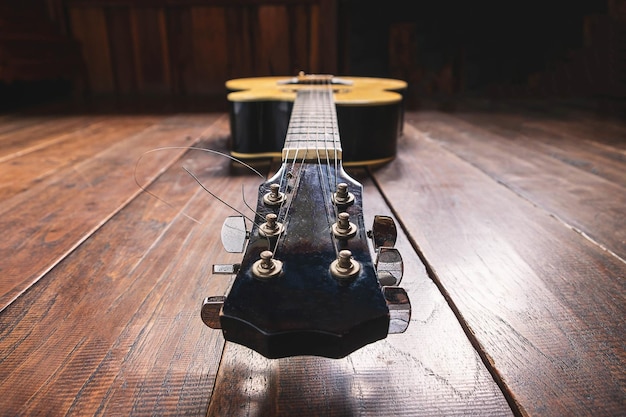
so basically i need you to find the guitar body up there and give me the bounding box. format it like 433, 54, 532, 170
226, 76, 407, 165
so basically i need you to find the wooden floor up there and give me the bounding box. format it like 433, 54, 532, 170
0, 99, 624, 416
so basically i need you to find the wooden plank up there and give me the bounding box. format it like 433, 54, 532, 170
0, 115, 103, 162
308, 3, 320, 73
373, 122, 626, 416
0, 116, 159, 202
317, 0, 335, 73
190, 7, 228, 94
0, 126, 252, 414
408, 111, 626, 261
105, 6, 138, 94
206, 169, 513, 417
130, 7, 170, 94
158, 7, 172, 92
0, 114, 78, 138
255, 5, 291, 75
524, 112, 626, 152
288, 4, 311, 72
167, 6, 194, 94
69, 7, 114, 93
502, 100, 626, 150
449, 110, 626, 188
0, 114, 223, 311
225, 5, 254, 78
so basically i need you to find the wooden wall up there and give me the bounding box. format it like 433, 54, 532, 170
65, 0, 337, 95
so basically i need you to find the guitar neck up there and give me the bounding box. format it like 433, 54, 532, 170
281, 89, 343, 162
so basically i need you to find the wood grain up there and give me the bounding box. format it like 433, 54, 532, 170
373, 122, 626, 416
408, 111, 626, 261
190, 7, 228, 94
105, 7, 138, 94
0, 131, 252, 415
0, 114, 223, 311
66, 2, 337, 95
289, 4, 312, 73
449, 109, 626, 187
256, 5, 291, 75
0, 101, 623, 416
0, 115, 103, 161
225, 5, 254, 78
0, 116, 159, 201
130, 7, 170, 94
70, 7, 114, 93
167, 6, 195, 95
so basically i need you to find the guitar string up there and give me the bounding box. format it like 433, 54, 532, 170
268, 76, 343, 261
316, 76, 342, 257
315, 77, 340, 257
327, 76, 342, 253
269, 85, 306, 259
272, 82, 306, 256
312, 75, 339, 256
133, 146, 265, 225
309, 80, 328, 241
327, 76, 341, 217
181, 166, 270, 245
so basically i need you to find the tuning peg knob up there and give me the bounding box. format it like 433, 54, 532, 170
201, 296, 225, 329
221, 216, 248, 253
252, 250, 283, 279
259, 213, 284, 237
382, 286, 411, 334
332, 212, 357, 239
330, 249, 360, 281
263, 183, 286, 206
369, 215, 397, 250
375, 247, 404, 285
332, 182, 355, 206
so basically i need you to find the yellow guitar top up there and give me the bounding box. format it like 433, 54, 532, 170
226, 75, 407, 106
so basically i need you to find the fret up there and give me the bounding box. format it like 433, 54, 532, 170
282, 89, 342, 162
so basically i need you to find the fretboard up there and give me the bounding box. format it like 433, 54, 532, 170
281, 89, 342, 162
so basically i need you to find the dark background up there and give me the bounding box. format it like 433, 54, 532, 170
346, 0, 607, 82
0, 0, 622, 110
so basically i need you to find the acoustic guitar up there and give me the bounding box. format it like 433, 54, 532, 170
201, 73, 410, 359
225, 74, 407, 165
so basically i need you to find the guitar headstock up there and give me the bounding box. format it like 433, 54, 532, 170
202, 162, 410, 358
203, 73, 409, 358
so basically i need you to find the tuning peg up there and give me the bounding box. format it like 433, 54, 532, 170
201, 296, 225, 329
259, 213, 284, 237
332, 182, 355, 206
252, 250, 283, 279
382, 286, 411, 334
332, 212, 357, 239
263, 183, 286, 206
330, 249, 361, 282
369, 215, 397, 250
375, 247, 403, 285
221, 216, 247, 253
